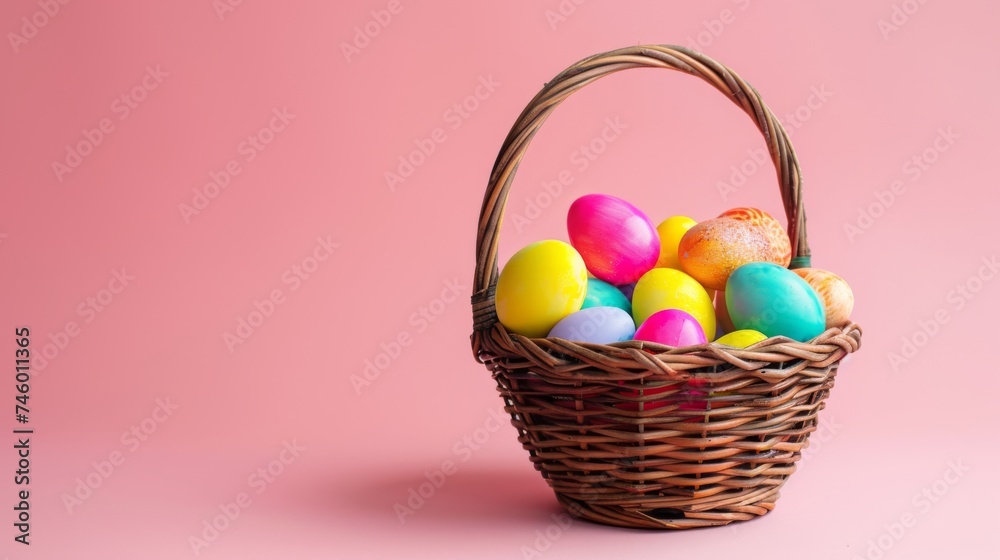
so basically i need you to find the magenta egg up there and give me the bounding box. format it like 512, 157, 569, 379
567, 194, 660, 285
634, 309, 707, 347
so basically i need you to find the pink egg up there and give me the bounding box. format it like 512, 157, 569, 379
567, 194, 660, 285
633, 309, 707, 347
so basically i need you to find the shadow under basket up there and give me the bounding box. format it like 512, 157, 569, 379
470, 45, 863, 530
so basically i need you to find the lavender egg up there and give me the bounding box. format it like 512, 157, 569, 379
547, 306, 635, 344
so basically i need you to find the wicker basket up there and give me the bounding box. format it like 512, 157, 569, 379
470, 45, 862, 530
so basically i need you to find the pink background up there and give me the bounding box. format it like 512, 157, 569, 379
2, 0, 999, 558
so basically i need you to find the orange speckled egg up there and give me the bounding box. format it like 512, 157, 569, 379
678, 218, 771, 291
793, 268, 855, 328
719, 207, 791, 267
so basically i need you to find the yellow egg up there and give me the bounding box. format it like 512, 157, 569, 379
715, 329, 767, 348
793, 268, 855, 328
632, 268, 717, 341
496, 240, 588, 337
655, 216, 697, 269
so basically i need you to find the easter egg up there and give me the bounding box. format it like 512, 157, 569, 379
655, 216, 697, 269
581, 278, 631, 314
714, 289, 736, 333
615, 384, 674, 412
719, 207, 792, 267
678, 218, 771, 291
547, 306, 635, 344
567, 194, 660, 285
634, 309, 708, 347
715, 329, 768, 348
793, 268, 855, 328
632, 268, 716, 341
725, 262, 826, 342
616, 282, 636, 302
496, 240, 588, 337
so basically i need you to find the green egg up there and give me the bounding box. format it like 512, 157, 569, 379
581, 278, 632, 315
725, 262, 826, 342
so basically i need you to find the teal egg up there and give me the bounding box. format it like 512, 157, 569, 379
581, 278, 631, 314
725, 262, 826, 342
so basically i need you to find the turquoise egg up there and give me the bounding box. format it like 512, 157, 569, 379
581, 278, 632, 315
547, 306, 636, 344
725, 262, 826, 342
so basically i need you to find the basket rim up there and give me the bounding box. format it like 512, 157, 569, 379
476, 321, 861, 383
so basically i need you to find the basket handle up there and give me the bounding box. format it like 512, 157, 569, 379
472, 45, 809, 337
